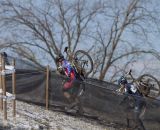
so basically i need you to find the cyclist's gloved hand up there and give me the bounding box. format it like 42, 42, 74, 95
57, 66, 62, 70
116, 89, 121, 92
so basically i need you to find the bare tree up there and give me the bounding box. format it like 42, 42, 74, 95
89, 0, 160, 80
0, 0, 159, 81
0, 0, 103, 68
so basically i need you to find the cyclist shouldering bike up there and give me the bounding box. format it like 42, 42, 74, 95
56, 54, 84, 114
118, 76, 145, 112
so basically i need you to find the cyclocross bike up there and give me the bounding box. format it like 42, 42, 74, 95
126, 70, 160, 99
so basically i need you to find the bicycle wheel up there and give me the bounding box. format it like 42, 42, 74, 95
123, 96, 146, 117
138, 74, 160, 98
74, 50, 93, 77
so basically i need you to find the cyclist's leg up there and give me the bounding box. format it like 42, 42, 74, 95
63, 79, 80, 110
63, 91, 72, 103
63, 79, 84, 114
76, 97, 84, 114
133, 106, 146, 130
134, 112, 145, 130
66, 96, 79, 110
72, 80, 84, 114
64, 79, 84, 113
63, 80, 75, 106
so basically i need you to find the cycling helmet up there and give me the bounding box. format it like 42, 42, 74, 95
118, 76, 128, 85
56, 54, 64, 62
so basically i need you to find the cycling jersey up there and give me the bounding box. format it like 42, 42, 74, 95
124, 83, 144, 112
62, 60, 77, 80
61, 59, 81, 91
125, 83, 141, 96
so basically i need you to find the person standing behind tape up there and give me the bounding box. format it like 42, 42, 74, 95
1, 52, 10, 65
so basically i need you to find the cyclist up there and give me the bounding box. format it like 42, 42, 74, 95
56, 54, 84, 114
118, 76, 142, 105
117, 76, 146, 130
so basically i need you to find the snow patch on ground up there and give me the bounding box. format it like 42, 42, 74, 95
0, 100, 118, 130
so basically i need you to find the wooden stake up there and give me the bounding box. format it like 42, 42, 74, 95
12, 59, 16, 117
2, 56, 7, 120
0, 54, 3, 111
45, 65, 49, 110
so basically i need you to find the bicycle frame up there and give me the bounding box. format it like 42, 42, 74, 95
122, 70, 150, 97
127, 70, 142, 93
64, 48, 87, 78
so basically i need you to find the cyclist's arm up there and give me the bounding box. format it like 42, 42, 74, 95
116, 85, 125, 94
57, 66, 65, 75
64, 62, 72, 77
119, 86, 129, 105
119, 86, 125, 93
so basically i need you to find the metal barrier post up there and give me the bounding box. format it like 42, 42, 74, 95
46, 65, 49, 110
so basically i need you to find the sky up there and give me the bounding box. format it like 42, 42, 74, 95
1, 0, 160, 80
